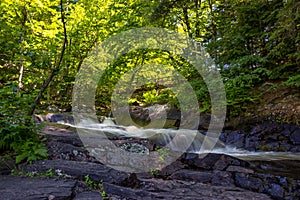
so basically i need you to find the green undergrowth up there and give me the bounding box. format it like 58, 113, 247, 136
0, 84, 48, 164
84, 175, 110, 200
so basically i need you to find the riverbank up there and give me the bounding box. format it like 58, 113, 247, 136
1, 118, 300, 199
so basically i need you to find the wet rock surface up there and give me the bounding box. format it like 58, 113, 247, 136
220, 122, 300, 152
1, 120, 300, 199
38, 112, 300, 152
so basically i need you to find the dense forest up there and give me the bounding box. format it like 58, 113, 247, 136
0, 0, 299, 163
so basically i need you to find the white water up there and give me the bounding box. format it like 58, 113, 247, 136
58, 118, 300, 161
201, 146, 300, 161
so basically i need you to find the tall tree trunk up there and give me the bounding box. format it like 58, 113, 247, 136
194, 0, 201, 38
208, 0, 218, 64
28, 0, 68, 115
182, 2, 192, 38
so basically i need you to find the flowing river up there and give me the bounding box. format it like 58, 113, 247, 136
58, 118, 300, 162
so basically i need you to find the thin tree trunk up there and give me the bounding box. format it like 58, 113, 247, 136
28, 0, 68, 115
208, 0, 218, 63
17, 61, 23, 92
182, 2, 192, 38
195, 0, 201, 38
17, 4, 28, 93
17, 40, 24, 92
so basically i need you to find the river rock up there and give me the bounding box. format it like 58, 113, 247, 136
225, 130, 245, 148
182, 153, 251, 170
11, 119, 300, 199
226, 165, 254, 174
115, 104, 216, 129
169, 169, 235, 187
20, 160, 129, 184
222, 122, 300, 152
267, 183, 284, 199
41, 126, 97, 162
104, 178, 272, 200
169, 169, 213, 183
34, 113, 74, 124
291, 128, 300, 144
235, 172, 263, 191
0, 175, 105, 200
73, 191, 103, 200
0, 175, 77, 200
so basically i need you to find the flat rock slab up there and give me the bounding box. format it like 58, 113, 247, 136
73, 191, 103, 200
21, 160, 129, 184
0, 175, 104, 200
0, 174, 277, 200
104, 179, 272, 200
0, 175, 77, 200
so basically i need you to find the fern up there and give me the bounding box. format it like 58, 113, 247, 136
0, 84, 47, 163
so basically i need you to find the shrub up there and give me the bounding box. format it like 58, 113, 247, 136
0, 83, 47, 163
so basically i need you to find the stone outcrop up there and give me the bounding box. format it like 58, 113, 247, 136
220, 122, 300, 152
2, 119, 300, 199
0, 175, 103, 200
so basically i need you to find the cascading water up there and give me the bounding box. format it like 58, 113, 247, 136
61, 117, 223, 152
58, 117, 300, 162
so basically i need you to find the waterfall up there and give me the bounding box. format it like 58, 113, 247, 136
57, 117, 300, 161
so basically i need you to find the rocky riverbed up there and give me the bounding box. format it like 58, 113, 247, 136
1, 112, 300, 199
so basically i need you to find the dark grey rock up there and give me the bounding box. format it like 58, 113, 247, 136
243, 122, 300, 152
252, 160, 300, 180
250, 125, 263, 135
278, 143, 292, 151
226, 130, 245, 148
183, 153, 250, 170
0, 175, 76, 200
235, 173, 263, 191
263, 142, 280, 151
211, 170, 235, 187
41, 126, 97, 162
159, 160, 187, 177
291, 128, 300, 144
20, 160, 129, 184
245, 135, 260, 151
34, 113, 74, 124
74, 191, 103, 200
18, 119, 300, 199
290, 146, 300, 152
219, 131, 228, 142
268, 183, 284, 199
226, 165, 254, 174
280, 129, 292, 136
42, 126, 83, 147
104, 182, 153, 200
168, 169, 213, 184
104, 178, 272, 200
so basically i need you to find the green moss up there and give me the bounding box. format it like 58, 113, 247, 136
259, 144, 272, 151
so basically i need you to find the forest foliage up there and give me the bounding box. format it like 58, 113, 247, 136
0, 0, 299, 162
